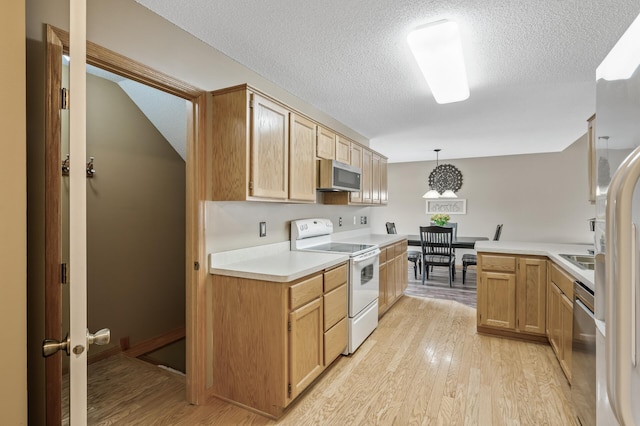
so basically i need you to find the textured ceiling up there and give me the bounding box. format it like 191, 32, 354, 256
135, 0, 640, 162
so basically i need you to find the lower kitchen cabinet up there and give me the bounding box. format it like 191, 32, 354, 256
379, 240, 408, 318
477, 253, 547, 341
210, 262, 347, 418
547, 262, 574, 382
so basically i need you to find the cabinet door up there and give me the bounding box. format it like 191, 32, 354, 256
362, 148, 373, 204
380, 157, 388, 204
316, 126, 335, 160
478, 271, 516, 330
289, 114, 316, 202
250, 94, 289, 199
336, 136, 351, 164
350, 143, 363, 203
289, 297, 323, 400
372, 153, 381, 204
402, 251, 408, 292
394, 254, 403, 298
560, 292, 573, 382
517, 258, 547, 335
547, 281, 562, 356
387, 250, 396, 303
378, 262, 387, 315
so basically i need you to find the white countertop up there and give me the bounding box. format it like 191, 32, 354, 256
476, 240, 595, 291
209, 249, 348, 282
332, 232, 406, 247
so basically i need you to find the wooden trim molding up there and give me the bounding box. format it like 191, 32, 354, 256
44, 24, 207, 411
124, 327, 186, 358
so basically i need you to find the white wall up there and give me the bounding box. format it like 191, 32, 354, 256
371, 134, 596, 256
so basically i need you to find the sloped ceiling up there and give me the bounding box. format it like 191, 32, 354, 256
134, 0, 640, 162
87, 64, 187, 160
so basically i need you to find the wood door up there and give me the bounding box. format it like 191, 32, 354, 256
349, 143, 363, 203
386, 247, 397, 303
316, 125, 335, 160
289, 297, 324, 399
478, 271, 516, 330
335, 136, 351, 164
362, 148, 373, 204
44, 26, 207, 423
250, 93, 289, 199
517, 258, 547, 335
560, 292, 573, 382
289, 114, 316, 201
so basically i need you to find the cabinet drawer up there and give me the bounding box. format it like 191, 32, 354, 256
290, 274, 323, 310
379, 247, 388, 264
324, 263, 347, 293
386, 246, 395, 261
395, 242, 405, 257
324, 284, 347, 331
480, 254, 516, 272
324, 317, 347, 365
550, 262, 574, 299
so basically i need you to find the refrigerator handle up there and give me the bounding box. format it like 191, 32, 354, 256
606, 144, 640, 425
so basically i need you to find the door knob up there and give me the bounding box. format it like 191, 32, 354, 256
87, 328, 110, 346
42, 333, 70, 357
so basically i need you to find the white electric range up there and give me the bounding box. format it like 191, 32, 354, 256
291, 218, 380, 354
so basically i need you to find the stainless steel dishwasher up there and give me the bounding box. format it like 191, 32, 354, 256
571, 280, 596, 426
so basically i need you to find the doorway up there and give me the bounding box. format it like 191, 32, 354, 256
44, 25, 207, 424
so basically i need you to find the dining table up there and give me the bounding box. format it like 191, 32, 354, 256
406, 235, 489, 250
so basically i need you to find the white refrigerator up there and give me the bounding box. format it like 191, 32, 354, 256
595, 11, 640, 426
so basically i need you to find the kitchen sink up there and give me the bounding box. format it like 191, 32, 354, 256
559, 253, 595, 270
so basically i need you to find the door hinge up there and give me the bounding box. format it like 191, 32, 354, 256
194, 261, 200, 271
249, 98, 254, 109
61, 263, 68, 284
61, 88, 69, 110
288, 321, 291, 331
288, 383, 292, 396
249, 181, 254, 190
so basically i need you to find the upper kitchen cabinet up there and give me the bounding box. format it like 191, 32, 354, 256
335, 135, 351, 164
289, 114, 317, 202
316, 126, 336, 160
323, 144, 388, 206
587, 114, 596, 204
207, 85, 315, 202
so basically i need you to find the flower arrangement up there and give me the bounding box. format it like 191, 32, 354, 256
431, 213, 450, 226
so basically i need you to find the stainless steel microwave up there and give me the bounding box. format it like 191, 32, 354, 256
318, 159, 362, 192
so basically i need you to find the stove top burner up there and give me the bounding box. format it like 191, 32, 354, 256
308, 242, 376, 254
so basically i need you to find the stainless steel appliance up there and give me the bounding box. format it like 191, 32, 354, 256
317, 159, 362, 192
594, 11, 640, 425
291, 218, 380, 354
572, 280, 596, 426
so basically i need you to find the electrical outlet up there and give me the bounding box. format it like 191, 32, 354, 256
360, 216, 365, 225
364, 216, 368, 224
259, 221, 267, 237
339, 217, 343, 227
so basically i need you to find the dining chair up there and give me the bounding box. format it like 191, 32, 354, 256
462, 224, 503, 284
385, 222, 422, 279
419, 226, 456, 287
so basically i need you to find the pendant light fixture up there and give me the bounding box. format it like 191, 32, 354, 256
422, 149, 463, 198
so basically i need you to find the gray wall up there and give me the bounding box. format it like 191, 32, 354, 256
83, 73, 186, 354
370, 134, 596, 258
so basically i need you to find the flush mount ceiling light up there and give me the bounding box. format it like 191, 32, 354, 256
407, 20, 470, 104
422, 149, 463, 199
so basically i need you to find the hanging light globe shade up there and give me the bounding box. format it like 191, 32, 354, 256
422, 189, 441, 199
441, 189, 458, 198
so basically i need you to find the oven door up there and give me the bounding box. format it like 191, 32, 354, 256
350, 249, 380, 316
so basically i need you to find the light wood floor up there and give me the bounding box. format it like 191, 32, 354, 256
406, 265, 478, 308
70, 295, 577, 425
